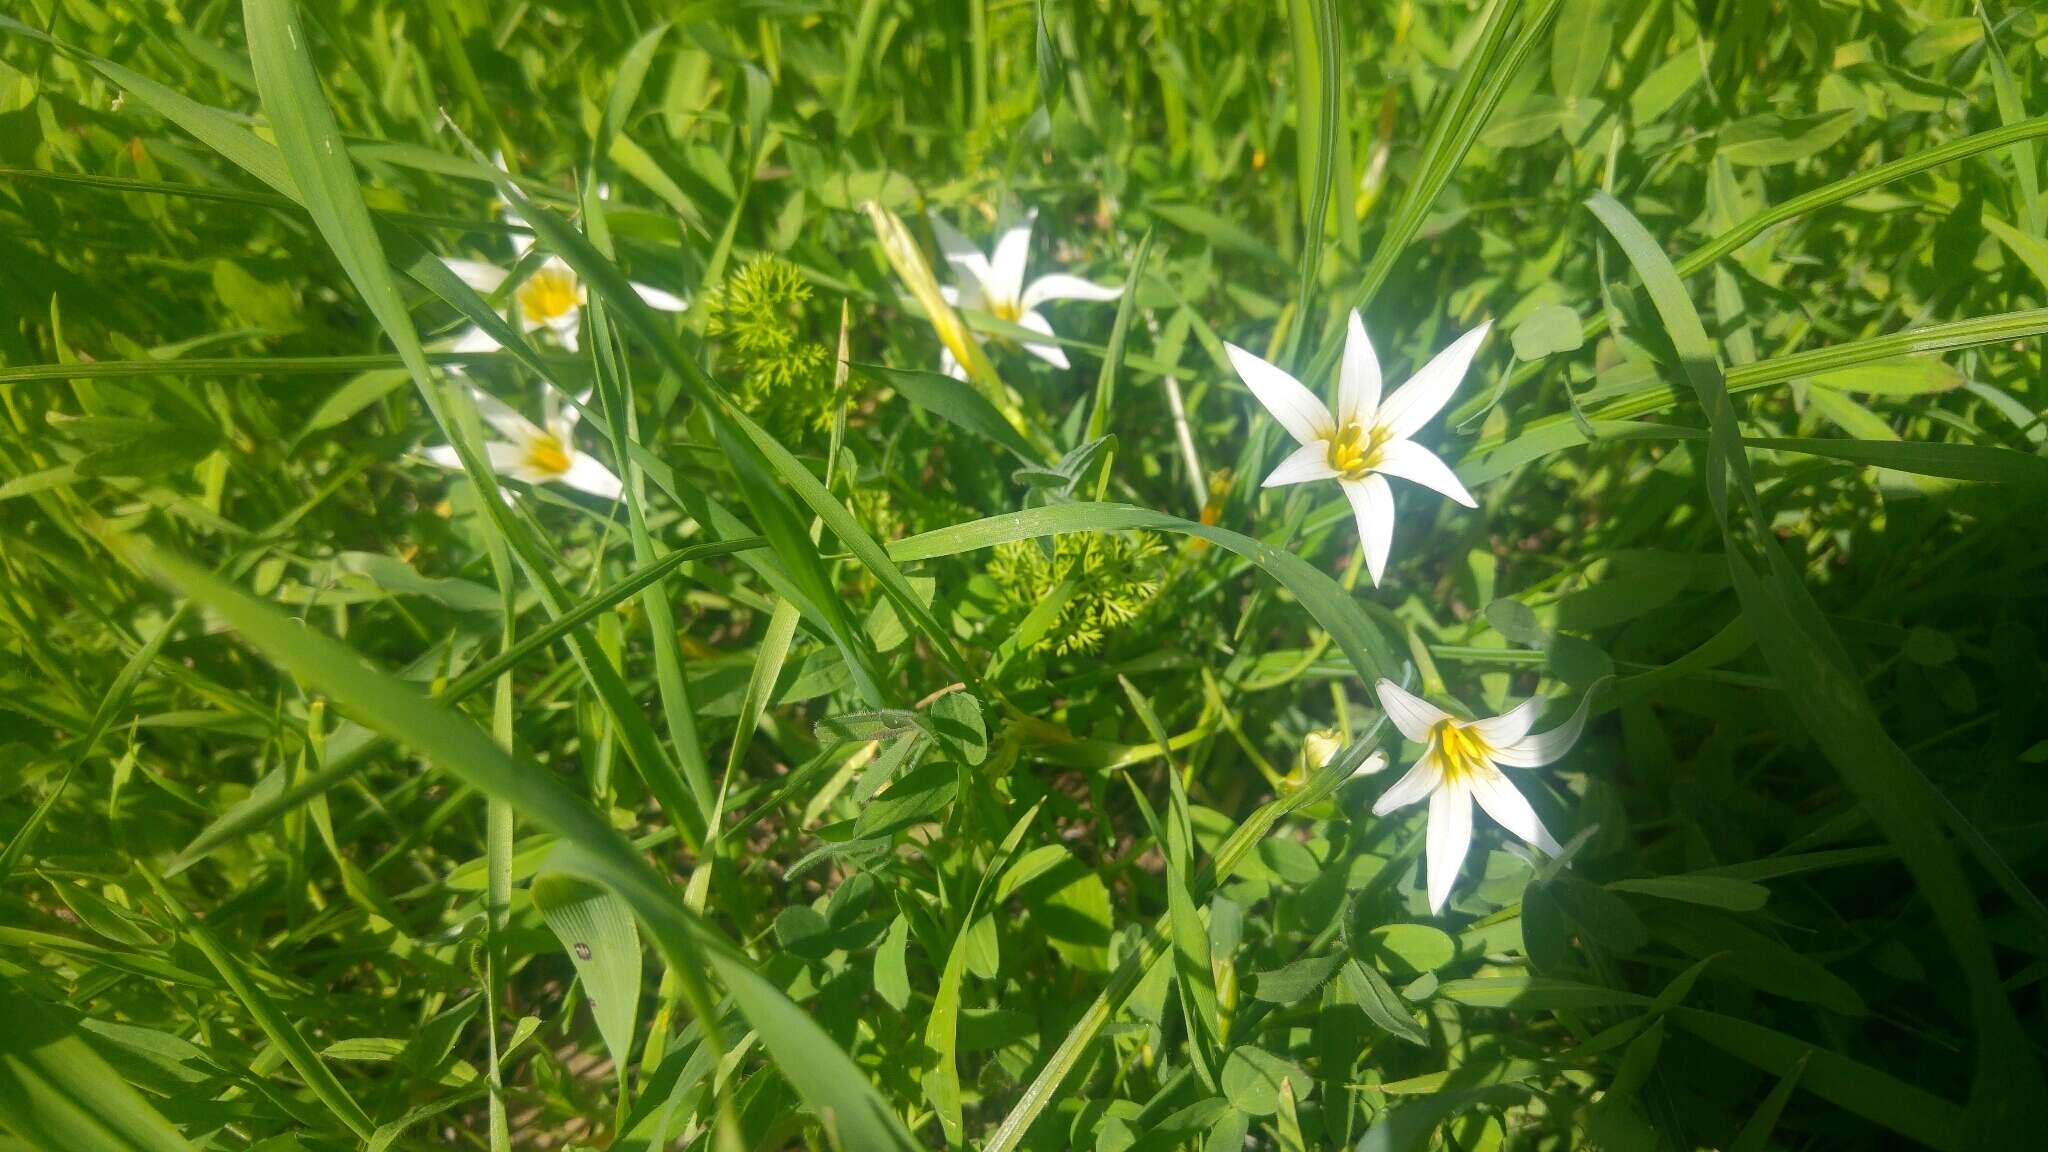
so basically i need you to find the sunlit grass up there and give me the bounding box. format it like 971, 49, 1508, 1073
3, 2, 2046, 1150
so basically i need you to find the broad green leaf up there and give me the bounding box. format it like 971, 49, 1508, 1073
532, 871, 643, 1075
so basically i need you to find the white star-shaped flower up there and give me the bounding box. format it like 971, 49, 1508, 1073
1227, 312, 1489, 584
421, 386, 620, 501
441, 187, 685, 355
929, 209, 1122, 376
1370, 678, 1593, 913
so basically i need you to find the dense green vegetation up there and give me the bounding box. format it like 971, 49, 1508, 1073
3, 1, 2047, 1149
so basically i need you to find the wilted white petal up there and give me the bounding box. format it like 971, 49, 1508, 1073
1372, 439, 1477, 508
1020, 273, 1122, 312
1468, 769, 1561, 855
1371, 750, 1443, 814
1469, 696, 1544, 748
630, 281, 688, 312
1492, 683, 1599, 767
1342, 474, 1395, 586
1336, 310, 1382, 428
989, 215, 1035, 307
929, 213, 994, 291
558, 453, 623, 500
1425, 782, 1473, 913
442, 258, 510, 293
1016, 311, 1070, 368
1372, 677, 1451, 743
1378, 320, 1491, 442
1262, 441, 1340, 488
1226, 343, 1333, 447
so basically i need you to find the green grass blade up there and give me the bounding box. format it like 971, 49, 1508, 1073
133, 542, 927, 1152
0, 984, 195, 1152
141, 868, 376, 1139
1588, 188, 2047, 1147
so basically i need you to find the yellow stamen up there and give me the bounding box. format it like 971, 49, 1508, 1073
1433, 720, 1494, 784
525, 435, 572, 477
989, 296, 1022, 322
1327, 421, 1389, 480
517, 265, 581, 325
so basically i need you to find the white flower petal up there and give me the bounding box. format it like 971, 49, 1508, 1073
1378, 319, 1492, 442
1017, 310, 1070, 368
1261, 440, 1339, 488
1226, 343, 1333, 447
989, 214, 1035, 307
1468, 769, 1561, 856
558, 453, 623, 500
939, 343, 969, 380
630, 281, 688, 312
1469, 696, 1544, 749
497, 190, 535, 259
424, 441, 529, 478
1337, 310, 1382, 428
1425, 781, 1473, 913
1020, 273, 1122, 312
929, 213, 994, 292
1372, 439, 1477, 507
549, 310, 582, 353
1373, 678, 1451, 743
448, 326, 503, 355
1492, 683, 1600, 768
488, 441, 534, 472
471, 389, 545, 444
1371, 751, 1442, 815
442, 258, 509, 294
1349, 749, 1391, 778
1342, 474, 1395, 586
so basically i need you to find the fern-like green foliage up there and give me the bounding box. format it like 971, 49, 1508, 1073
986, 532, 1165, 657
704, 254, 834, 433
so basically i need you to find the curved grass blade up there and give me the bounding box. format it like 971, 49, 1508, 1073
139, 867, 375, 1140
1588, 189, 2046, 1147
0, 984, 195, 1152
167, 537, 765, 871
133, 543, 925, 1152
1743, 437, 2048, 488
925, 802, 1041, 1144
889, 502, 1401, 680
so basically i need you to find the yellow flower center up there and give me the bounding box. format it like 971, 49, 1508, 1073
1327, 421, 1388, 480
1433, 720, 1494, 784
517, 266, 581, 324
525, 435, 572, 477
989, 296, 1022, 323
